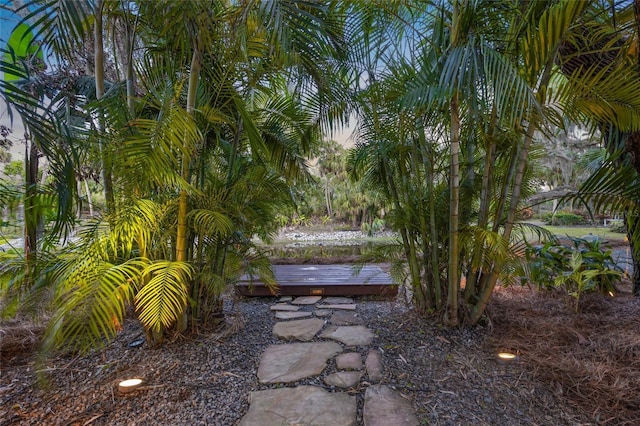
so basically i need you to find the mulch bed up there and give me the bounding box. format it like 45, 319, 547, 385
487, 284, 640, 425
1, 282, 639, 425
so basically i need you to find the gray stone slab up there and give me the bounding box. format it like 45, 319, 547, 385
275, 311, 312, 320
321, 325, 374, 346
324, 371, 362, 388
279, 296, 293, 302
366, 349, 383, 382
270, 303, 300, 312
240, 386, 356, 426
291, 296, 323, 305
330, 311, 365, 326
336, 352, 363, 370
323, 296, 354, 304
273, 318, 325, 341
315, 309, 332, 317
317, 304, 357, 310
257, 342, 342, 383
363, 385, 418, 426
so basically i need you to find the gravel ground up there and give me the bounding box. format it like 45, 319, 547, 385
1, 293, 591, 426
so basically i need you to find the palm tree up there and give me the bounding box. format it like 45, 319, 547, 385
554, 1, 640, 296
2, 0, 350, 350
348, 0, 603, 325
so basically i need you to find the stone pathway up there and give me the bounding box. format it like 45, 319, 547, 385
240, 296, 419, 426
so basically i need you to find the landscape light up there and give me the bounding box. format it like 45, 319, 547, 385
118, 378, 143, 393
496, 352, 517, 364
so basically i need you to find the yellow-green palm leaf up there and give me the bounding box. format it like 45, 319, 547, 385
135, 261, 193, 332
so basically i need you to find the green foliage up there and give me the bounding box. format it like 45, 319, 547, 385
136, 261, 192, 333
3, 160, 23, 177
0, 0, 349, 352
608, 219, 626, 233
542, 211, 585, 226
520, 237, 623, 310
361, 218, 385, 237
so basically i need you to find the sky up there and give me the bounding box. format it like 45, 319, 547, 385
1, 3, 26, 162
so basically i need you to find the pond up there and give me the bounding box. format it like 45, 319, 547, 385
265, 241, 400, 261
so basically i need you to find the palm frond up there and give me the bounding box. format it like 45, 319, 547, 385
42, 257, 143, 353
135, 261, 193, 333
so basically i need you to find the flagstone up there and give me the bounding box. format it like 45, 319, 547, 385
322, 296, 354, 304
330, 311, 365, 326
257, 342, 342, 383
240, 386, 356, 426
278, 296, 293, 302
317, 304, 357, 310
324, 371, 362, 388
366, 349, 383, 382
291, 296, 323, 305
275, 311, 312, 320
273, 318, 325, 341
363, 385, 418, 426
336, 352, 363, 370
270, 303, 300, 312
320, 325, 375, 346
314, 309, 332, 317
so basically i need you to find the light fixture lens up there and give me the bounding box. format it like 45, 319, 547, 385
119, 378, 143, 393
497, 352, 517, 364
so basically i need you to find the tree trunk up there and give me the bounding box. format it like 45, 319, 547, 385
94, 0, 114, 214
446, 93, 461, 326
175, 48, 201, 333
176, 48, 201, 263
625, 213, 640, 295
84, 178, 94, 217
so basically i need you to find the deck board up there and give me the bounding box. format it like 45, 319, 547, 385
236, 264, 397, 297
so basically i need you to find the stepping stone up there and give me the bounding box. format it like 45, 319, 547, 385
336, 352, 363, 370
279, 296, 293, 302
240, 386, 356, 426
317, 304, 357, 310
275, 311, 312, 320
324, 371, 362, 388
366, 349, 383, 382
363, 385, 418, 426
273, 318, 325, 341
315, 309, 332, 317
257, 342, 342, 383
270, 304, 300, 312
320, 325, 374, 346
330, 311, 365, 326
291, 296, 322, 305
323, 296, 354, 304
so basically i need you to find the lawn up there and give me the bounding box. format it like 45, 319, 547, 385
540, 225, 627, 243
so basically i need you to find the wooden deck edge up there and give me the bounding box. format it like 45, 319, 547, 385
235, 282, 398, 297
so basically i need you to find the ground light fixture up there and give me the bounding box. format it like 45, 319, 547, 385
118, 378, 143, 393
496, 352, 518, 365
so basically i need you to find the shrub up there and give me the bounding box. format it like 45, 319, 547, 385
519, 237, 623, 311
542, 211, 585, 226
608, 219, 626, 233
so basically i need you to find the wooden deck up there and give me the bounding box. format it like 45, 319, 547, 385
236, 264, 397, 297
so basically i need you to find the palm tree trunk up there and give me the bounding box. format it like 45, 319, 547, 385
469, 60, 554, 324
94, 0, 114, 214
466, 107, 498, 303
410, 140, 434, 308
446, 93, 461, 325
84, 179, 94, 217
176, 48, 201, 264
175, 48, 200, 333
24, 136, 39, 283
383, 155, 423, 309
125, 7, 137, 117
